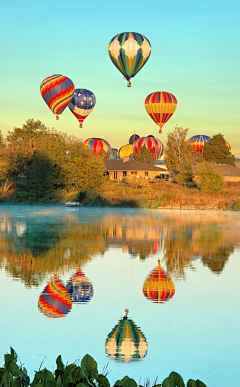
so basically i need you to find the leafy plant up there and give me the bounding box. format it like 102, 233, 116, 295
194, 162, 225, 193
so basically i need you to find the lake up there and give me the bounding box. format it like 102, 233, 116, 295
0, 205, 239, 387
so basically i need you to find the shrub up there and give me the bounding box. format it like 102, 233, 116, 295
194, 162, 225, 193
227, 199, 240, 211
175, 160, 194, 187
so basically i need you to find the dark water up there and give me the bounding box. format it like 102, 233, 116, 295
0, 206, 239, 387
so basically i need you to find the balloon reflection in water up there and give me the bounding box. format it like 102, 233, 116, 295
105, 309, 148, 363
143, 260, 175, 303
38, 275, 72, 318
66, 269, 93, 303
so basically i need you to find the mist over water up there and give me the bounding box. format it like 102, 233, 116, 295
0, 206, 239, 387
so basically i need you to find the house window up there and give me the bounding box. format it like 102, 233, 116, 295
131, 171, 137, 175
114, 172, 117, 179
123, 171, 127, 177
145, 172, 148, 177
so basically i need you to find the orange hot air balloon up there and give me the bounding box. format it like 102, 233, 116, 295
145, 92, 177, 133
143, 260, 175, 303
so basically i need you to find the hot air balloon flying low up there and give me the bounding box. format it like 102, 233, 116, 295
133, 136, 163, 160
84, 138, 111, 156
143, 260, 175, 304
118, 144, 134, 159
68, 89, 96, 128
188, 135, 211, 155
66, 270, 93, 303
38, 275, 72, 318
40, 75, 75, 120
105, 309, 148, 363
145, 92, 177, 133
108, 32, 151, 87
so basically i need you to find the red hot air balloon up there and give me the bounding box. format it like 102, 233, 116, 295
84, 138, 111, 156
145, 92, 177, 133
40, 75, 75, 120
38, 275, 72, 318
133, 136, 163, 160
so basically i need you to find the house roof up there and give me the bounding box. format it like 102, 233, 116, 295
105, 159, 166, 172
194, 163, 240, 176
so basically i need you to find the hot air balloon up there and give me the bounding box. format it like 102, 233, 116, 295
145, 92, 177, 133
68, 89, 96, 128
133, 136, 163, 160
108, 32, 151, 87
105, 310, 148, 363
40, 75, 75, 120
110, 148, 119, 159
188, 135, 211, 155
66, 270, 93, 303
118, 144, 134, 159
143, 260, 175, 304
129, 133, 140, 145
38, 275, 72, 318
84, 138, 111, 156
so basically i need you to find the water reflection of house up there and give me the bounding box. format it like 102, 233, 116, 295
0, 215, 27, 237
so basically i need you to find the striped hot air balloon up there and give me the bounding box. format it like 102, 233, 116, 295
143, 260, 175, 304
133, 136, 163, 160
84, 138, 111, 156
118, 144, 134, 159
66, 270, 93, 303
188, 135, 211, 155
40, 75, 75, 120
105, 310, 148, 363
108, 32, 151, 87
68, 89, 96, 128
38, 275, 72, 318
145, 92, 177, 133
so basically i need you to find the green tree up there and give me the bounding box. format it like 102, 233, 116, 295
63, 142, 105, 190
175, 159, 194, 186
203, 133, 235, 165
134, 145, 155, 164
194, 162, 225, 193
164, 126, 193, 169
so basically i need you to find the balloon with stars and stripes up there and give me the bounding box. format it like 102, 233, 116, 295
68, 88, 96, 128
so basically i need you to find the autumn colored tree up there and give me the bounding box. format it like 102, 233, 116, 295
164, 126, 193, 169
203, 134, 235, 165
194, 162, 225, 193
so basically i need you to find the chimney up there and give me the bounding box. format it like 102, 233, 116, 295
123, 156, 129, 162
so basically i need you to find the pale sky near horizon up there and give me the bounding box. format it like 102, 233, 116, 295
1, 0, 240, 155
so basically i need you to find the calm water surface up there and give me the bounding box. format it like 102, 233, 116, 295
0, 206, 239, 387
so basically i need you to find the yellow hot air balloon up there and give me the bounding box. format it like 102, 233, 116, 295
118, 144, 134, 159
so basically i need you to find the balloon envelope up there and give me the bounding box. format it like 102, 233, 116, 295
145, 92, 177, 133
38, 275, 72, 318
189, 135, 211, 154
68, 89, 96, 126
143, 261, 175, 303
66, 269, 93, 303
40, 75, 75, 117
129, 134, 140, 145
118, 144, 134, 159
133, 136, 163, 160
105, 311, 148, 363
84, 138, 111, 156
108, 32, 151, 85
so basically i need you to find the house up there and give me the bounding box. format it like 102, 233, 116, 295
105, 157, 168, 181
211, 164, 240, 182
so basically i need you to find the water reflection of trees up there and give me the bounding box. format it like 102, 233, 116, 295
0, 210, 239, 286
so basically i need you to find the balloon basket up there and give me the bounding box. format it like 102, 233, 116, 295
159, 129, 162, 133
79, 123, 83, 128
127, 82, 131, 87
56, 115, 59, 120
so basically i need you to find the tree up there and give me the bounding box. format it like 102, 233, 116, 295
194, 162, 225, 193
134, 145, 155, 164
164, 126, 193, 169
175, 159, 194, 186
203, 134, 235, 165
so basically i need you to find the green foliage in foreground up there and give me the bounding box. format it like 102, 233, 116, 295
194, 162, 225, 193
226, 199, 240, 211
0, 348, 207, 387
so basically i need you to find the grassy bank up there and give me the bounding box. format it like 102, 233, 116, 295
1, 179, 240, 210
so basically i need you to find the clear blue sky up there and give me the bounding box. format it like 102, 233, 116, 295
1, 0, 240, 155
